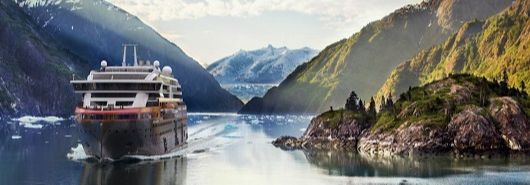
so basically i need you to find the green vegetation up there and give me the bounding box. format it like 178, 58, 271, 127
377, 0, 530, 103
324, 74, 530, 132
319, 109, 369, 129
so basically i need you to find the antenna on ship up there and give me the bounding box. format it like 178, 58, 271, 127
122, 44, 139, 66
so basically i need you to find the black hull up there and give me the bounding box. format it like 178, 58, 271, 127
77, 115, 187, 159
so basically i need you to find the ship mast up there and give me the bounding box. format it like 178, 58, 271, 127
122, 44, 138, 66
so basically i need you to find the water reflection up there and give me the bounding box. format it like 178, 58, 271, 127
302, 149, 530, 178
80, 157, 187, 185
2, 114, 530, 185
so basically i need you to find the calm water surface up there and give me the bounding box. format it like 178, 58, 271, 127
1, 113, 530, 185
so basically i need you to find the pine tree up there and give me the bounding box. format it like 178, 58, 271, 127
345, 91, 359, 111
358, 100, 364, 112
384, 93, 394, 113
502, 69, 509, 84
386, 92, 394, 109
379, 95, 386, 112
368, 97, 377, 118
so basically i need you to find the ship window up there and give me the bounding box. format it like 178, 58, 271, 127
90, 101, 107, 106
148, 93, 159, 100
73, 83, 161, 91
116, 101, 133, 106
173, 94, 182, 99
92, 93, 137, 98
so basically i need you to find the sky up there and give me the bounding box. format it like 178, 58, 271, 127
107, 0, 423, 66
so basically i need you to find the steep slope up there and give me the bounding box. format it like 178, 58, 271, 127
240, 0, 512, 114
0, 0, 90, 116
15, 0, 243, 112
207, 45, 318, 84
377, 0, 530, 102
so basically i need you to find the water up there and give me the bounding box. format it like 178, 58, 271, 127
1, 114, 530, 185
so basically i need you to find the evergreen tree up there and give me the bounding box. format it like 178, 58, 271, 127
368, 97, 377, 118
345, 91, 359, 111
502, 69, 509, 84
358, 100, 365, 112
386, 92, 394, 109
379, 95, 386, 112
407, 86, 412, 100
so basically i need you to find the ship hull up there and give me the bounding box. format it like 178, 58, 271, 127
75, 107, 187, 159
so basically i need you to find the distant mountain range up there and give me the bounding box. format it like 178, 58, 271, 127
0, 0, 242, 116
207, 45, 317, 102
207, 45, 318, 84
376, 0, 530, 102
240, 0, 514, 114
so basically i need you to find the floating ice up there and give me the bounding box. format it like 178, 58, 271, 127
12, 116, 64, 124
67, 144, 90, 161
11, 135, 22, 139
11, 116, 65, 129
22, 123, 43, 129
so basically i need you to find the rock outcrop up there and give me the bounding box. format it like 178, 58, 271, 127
273, 110, 371, 150
489, 97, 530, 151
274, 75, 530, 157
358, 124, 450, 156
447, 106, 504, 153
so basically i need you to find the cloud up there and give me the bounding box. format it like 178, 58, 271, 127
107, 0, 423, 28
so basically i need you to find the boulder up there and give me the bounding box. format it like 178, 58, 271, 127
489, 97, 530, 151
448, 106, 504, 153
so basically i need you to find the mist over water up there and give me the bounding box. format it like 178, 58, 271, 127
1, 114, 530, 185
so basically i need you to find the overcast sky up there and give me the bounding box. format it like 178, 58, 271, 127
107, 0, 423, 66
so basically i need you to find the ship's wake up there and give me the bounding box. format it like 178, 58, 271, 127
67, 116, 240, 163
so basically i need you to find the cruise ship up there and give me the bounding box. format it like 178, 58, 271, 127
71, 44, 188, 160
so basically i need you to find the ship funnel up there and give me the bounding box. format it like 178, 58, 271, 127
121, 44, 139, 66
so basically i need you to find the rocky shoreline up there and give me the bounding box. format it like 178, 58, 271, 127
273, 75, 530, 157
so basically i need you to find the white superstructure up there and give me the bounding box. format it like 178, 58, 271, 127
71, 45, 185, 111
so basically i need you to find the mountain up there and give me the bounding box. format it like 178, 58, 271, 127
207, 45, 318, 84
207, 45, 317, 102
0, 0, 91, 116
239, 0, 513, 114
376, 0, 530, 103
13, 0, 243, 113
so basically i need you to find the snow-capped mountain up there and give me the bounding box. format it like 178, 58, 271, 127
207, 45, 318, 84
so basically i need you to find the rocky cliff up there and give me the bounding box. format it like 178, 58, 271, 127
0, 0, 91, 116
274, 74, 530, 156
241, 0, 513, 114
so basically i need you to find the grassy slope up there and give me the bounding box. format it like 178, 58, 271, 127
377, 0, 530, 103
372, 74, 530, 131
